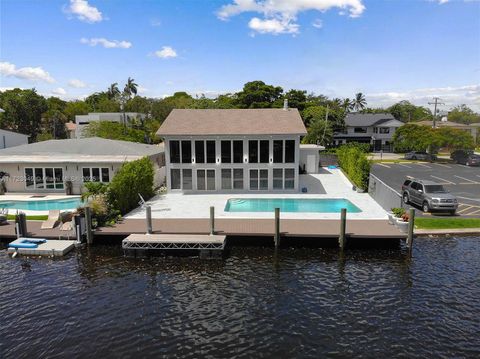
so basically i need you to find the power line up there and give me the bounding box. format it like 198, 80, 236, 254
428, 97, 445, 129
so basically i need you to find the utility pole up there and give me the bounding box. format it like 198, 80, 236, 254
428, 97, 445, 129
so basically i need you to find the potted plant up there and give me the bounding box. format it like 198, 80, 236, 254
394, 210, 410, 233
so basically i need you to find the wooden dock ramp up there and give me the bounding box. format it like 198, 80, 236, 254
122, 233, 226, 258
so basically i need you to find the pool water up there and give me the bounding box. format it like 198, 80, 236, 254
0, 198, 83, 211
225, 198, 362, 213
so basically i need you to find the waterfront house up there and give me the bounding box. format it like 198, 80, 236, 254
72, 112, 146, 139
0, 137, 165, 195
0, 128, 29, 149
156, 105, 312, 192
333, 113, 403, 152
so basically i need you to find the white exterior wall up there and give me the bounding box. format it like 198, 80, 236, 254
163, 135, 301, 193
0, 129, 28, 149
74, 112, 146, 139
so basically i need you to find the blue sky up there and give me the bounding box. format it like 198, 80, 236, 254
1, 0, 479, 111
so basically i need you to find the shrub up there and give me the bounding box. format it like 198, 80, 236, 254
391, 208, 406, 218
81, 181, 108, 201
336, 145, 371, 189
107, 157, 154, 214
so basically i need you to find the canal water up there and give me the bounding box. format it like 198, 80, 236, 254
1, 237, 479, 358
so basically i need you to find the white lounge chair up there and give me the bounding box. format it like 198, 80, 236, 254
41, 210, 60, 229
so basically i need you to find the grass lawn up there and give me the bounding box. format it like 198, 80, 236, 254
6, 214, 48, 221
415, 217, 480, 230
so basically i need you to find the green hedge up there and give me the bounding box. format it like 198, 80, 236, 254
336, 144, 371, 189
107, 157, 154, 214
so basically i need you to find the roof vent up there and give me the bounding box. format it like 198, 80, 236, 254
283, 99, 288, 110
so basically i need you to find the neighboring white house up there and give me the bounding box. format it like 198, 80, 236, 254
0, 129, 29, 149
73, 112, 146, 139
156, 107, 309, 193
0, 137, 165, 195
333, 113, 404, 152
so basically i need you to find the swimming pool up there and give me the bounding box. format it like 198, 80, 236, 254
224, 198, 362, 213
0, 198, 83, 211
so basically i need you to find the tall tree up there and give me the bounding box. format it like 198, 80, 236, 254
107, 83, 121, 100
342, 98, 353, 112
388, 100, 432, 122
0, 88, 48, 141
353, 92, 367, 111
235, 80, 283, 108
447, 104, 480, 124
123, 77, 138, 100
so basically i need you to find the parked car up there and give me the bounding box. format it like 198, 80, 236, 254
450, 149, 480, 166
401, 178, 458, 215
404, 151, 436, 161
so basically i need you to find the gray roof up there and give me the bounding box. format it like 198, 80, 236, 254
157, 108, 307, 136
345, 113, 398, 127
0, 137, 163, 163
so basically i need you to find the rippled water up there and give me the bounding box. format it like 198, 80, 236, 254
1, 237, 479, 358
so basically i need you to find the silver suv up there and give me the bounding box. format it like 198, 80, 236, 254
402, 179, 458, 215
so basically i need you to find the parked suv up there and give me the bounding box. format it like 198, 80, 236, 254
450, 149, 480, 166
401, 178, 458, 215
404, 151, 436, 161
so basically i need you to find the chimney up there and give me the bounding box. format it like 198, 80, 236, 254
283, 99, 288, 110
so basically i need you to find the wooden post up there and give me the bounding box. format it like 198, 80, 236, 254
274, 208, 280, 248
85, 206, 93, 245
146, 205, 153, 234
210, 206, 215, 235
339, 208, 347, 250
407, 208, 415, 257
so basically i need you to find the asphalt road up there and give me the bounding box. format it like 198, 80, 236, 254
371, 162, 480, 218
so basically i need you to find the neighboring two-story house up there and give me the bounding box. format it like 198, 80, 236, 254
333, 113, 404, 152
71, 112, 146, 139
156, 108, 308, 192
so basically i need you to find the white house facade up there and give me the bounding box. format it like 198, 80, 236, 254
73, 112, 146, 139
156, 108, 308, 193
333, 113, 404, 152
0, 129, 29, 149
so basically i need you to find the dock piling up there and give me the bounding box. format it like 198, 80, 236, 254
210, 206, 215, 235
339, 208, 347, 250
85, 206, 93, 245
146, 205, 153, 235
274, 208, 280, 248
407, 208, 415, 257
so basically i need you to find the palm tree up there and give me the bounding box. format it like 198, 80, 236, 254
342, 98, 353, 112
330, 97, 342, 109
107, 83, 120, 100
123, 77, 138, 100
353, 92, 367, 111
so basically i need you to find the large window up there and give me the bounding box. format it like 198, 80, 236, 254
233, 141, 243, 163
249, 140, 258, 163
170, 140, 180, 163
354, 127, 367, 133
285, 140, 295, 163
233, 169, 243, 189
195, 141, 205, 163
171, 169, 181, 190
260, 140, 269, 163
25, 167, 64, 190
221, 169, 232, 190
181, 141, 191, 163
285, 168, 295, 189
82, 167, 110, 183
197, 169, 216, 190
182, 169, 192, 190
221, 141, 231, 163
250, 169, 268, 190
273, 169, 283, 189
273, 140, 283, 163
379, 127, 390, 134
206, 141, 216, 163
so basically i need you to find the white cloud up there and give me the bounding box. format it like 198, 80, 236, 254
217, 0, 365, 35
249, 17, 299, 34
64, 0, 103, 23
366, 84, 480, 111
0, 61, 55, 83
154, 46, 178, 58
150, 18, 161, 27
137, 86, 148, 94
80, 37, 132, 49
312, 18, 323, 28
52, 87, 67, 96
68, 79, 87, 88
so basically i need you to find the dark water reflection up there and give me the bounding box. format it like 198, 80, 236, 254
1, 237, 479, 358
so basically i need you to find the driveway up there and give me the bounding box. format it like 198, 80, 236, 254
371, 162, 480, 217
